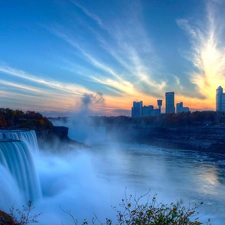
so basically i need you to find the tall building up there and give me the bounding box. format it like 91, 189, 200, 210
165, 92, 175, 113
216, 86, 225, 112
142, 105, 154, 117
157, 99, 162, 114
131, 101, 143, 117
176, 102, 189, 113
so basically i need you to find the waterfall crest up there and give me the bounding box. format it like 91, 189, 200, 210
0, 130, 41, 202
1, 130, 39, 152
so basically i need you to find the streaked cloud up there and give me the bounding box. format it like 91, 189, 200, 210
0, 64, 94, 113
176, 19, 197, 38
177, 0, 225, 104
49, 0, 167, 102
0, 80, 41, 93
0, 64, 89, 95
70, 0, 103, 27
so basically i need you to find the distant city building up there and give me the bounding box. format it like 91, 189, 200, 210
151, 109, 160, 116
165, 92, 175, 113
131, 101, 143, 117
131, 100, 161, 118
142, 105, 160, 117
216, 86, 225, 112
176, 102, 189, 113
142, 105, 154, 117
157, 99, 162, 114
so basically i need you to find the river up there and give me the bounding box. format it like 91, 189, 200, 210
86, 142, 225, 224
1, 129, 224, 224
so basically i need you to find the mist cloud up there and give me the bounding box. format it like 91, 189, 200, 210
81, 92, 105, 108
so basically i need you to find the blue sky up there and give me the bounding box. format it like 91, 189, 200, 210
0, 0, 225, 116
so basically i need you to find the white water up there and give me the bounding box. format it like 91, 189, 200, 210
2, 130, 39, 152
0, 130, 225, 224
0, 130, 41, 203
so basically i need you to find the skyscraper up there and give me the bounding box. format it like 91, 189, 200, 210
216, 86, 225, 111
165, 92, 175, 113
131, 101, 143, 117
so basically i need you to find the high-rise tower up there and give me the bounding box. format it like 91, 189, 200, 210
165, 92, 175, 113
216, 86, 225, 111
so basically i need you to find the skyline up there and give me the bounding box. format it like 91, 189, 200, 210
1, 0, 225, 116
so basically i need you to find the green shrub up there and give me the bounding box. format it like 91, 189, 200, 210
2, 192, 210, 225
111, 193, 210, 225
8, 201, 41, 225
64, 191, 211, 225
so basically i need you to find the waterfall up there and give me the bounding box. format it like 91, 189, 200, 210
2, 130, 39, 152
0, 130, 41, 202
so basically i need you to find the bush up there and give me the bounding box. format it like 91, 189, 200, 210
64, 191, 211, 225
1, 193, 210, 225
1, 201, 42, 225
111, 193, 210, 225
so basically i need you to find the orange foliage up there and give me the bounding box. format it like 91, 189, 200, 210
0, 210, 19, 225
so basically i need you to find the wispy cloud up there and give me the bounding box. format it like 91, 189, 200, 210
0, 89, 71, 111
0, 64, 89, 95
70, 0, 103, 27
0, 64, 97, 113
176, 19, 197, 38
177, 0, 225, 102
50, 1, 167, 100
49, 29, 118, 78
0, 80, 41, 93
173, 75, 183, 90
49, 29, 140, 97
53, 28, 166, 100
95, 4, 166, 94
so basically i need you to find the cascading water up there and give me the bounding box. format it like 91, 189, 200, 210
2, 130, 39, 152
0, 130, 41, 203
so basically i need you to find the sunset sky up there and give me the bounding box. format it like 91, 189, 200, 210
0, 0, 225, 116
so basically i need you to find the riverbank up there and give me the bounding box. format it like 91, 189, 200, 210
35, 124, 225, 154
106, 126, 225, 154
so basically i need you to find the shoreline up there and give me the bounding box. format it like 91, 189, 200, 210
106, 126, 225, 154
34, 125, 225, 155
